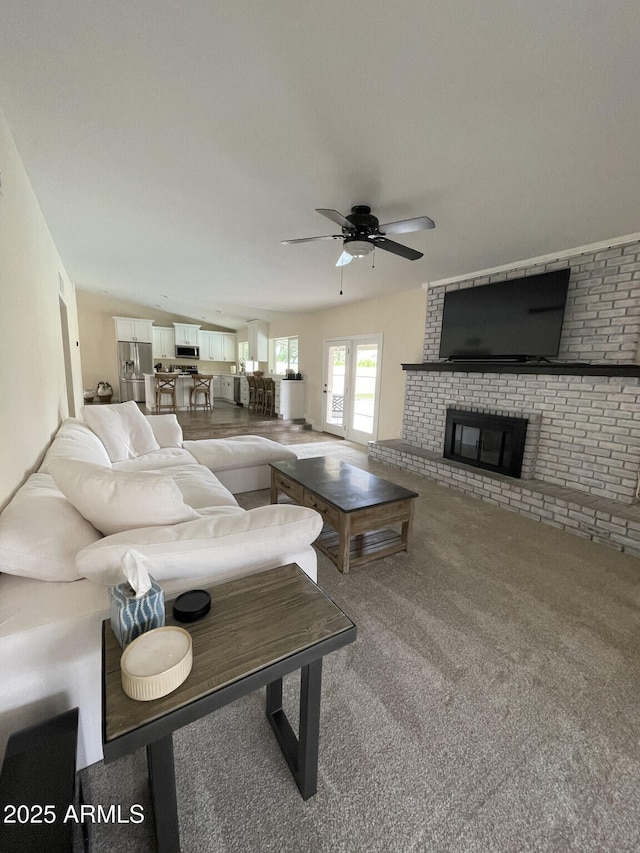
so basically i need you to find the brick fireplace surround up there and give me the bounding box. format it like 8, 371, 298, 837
369, 237, 640, 557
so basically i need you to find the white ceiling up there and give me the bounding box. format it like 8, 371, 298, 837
1, 1, 639, 330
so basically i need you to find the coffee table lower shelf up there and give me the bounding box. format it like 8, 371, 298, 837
315, 525, 410, 568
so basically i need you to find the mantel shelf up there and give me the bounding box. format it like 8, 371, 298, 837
402, 361, 640, 377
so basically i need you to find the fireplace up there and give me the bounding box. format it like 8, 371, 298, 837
444, 408, 529, 478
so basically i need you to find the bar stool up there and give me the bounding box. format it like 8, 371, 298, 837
254, 376, 265, 413
246, 375, 257, 411
190, 374, 212, 411
263, 377, 275, 417
155, 373, 179, 412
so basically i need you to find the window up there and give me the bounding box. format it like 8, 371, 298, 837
238, 341, 258, 373
271, 336, 299, 375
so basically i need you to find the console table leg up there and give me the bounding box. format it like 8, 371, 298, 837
298, 658, 322, 799
147, 735, 181, 853
266, 658, 323, 800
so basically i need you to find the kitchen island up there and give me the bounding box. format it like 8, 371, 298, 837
144, 373, 201, 411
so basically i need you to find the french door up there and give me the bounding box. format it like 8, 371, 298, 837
322, 334, 382, 443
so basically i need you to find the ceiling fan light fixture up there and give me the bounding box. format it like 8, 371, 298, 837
343, 239, 374, 258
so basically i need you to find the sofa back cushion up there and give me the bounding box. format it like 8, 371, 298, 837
39, 418, 112, 473
0, 473, 102, 581
49, 459, 199, 536
145, 414, 183, 448
82, 401, 160, 462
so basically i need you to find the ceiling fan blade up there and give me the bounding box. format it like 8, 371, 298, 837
281, 235, 341, 245
316, 208, 354, 230
335, 250, 353, 267
379, 216, 435, 235
374, 237, 423, 261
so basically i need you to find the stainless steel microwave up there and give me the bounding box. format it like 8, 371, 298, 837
175, 344, 199, 359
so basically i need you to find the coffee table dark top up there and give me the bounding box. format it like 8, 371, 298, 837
271, 457, 418, 512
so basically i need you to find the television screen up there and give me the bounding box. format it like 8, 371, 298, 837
438, 269, 570, 361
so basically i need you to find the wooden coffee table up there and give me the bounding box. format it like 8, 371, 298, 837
270, 457, 418, 574
102, 564, 356, 853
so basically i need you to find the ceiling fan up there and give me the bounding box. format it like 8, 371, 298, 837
282, 205, 435, 266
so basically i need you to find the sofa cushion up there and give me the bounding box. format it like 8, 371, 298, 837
145, 414, 183, 448
183, 435, 297, 472
112, 447, 198, 471
39, 418, 112, 473
160, 465, 239, 509
0, 474, 101, 582
75, 504, 323, 585
48, 459, 200, 536
82, 401, 160, 462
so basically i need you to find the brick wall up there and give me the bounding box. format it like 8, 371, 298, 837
423, 241, 640, 363
403, 372, 640, 503
369, 237, 640, 554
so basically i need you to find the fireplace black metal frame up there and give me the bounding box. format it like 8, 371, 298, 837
444, 408, 529, 478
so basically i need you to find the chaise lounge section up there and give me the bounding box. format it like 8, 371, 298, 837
0, 402, 323, 768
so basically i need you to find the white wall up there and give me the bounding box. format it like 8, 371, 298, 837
76, 289, 426, 441
0, 107, 81, 509
268, 288, 427, 441
76, 289, 239, 397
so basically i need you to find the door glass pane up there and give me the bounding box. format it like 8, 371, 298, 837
326, 345, 346, 428
351, 344, 378, 436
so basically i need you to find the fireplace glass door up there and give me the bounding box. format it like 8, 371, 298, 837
445, 409, 527, 477
454, 425, 480, 460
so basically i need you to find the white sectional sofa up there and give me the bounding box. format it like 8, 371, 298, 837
0, 402, 322, 769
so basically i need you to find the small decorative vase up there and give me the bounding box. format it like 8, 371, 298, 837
96, 382, 113, 404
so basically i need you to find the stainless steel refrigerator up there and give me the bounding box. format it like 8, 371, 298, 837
117, 341, 153, 402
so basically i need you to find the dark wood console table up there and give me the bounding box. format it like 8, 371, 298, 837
102, 564, 356, 853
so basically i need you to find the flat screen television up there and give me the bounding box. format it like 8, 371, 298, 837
438, 269, 570, 361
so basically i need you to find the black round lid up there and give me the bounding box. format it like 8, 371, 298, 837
173, 589, 211, 623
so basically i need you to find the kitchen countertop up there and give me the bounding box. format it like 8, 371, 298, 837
145, 372, 199, 378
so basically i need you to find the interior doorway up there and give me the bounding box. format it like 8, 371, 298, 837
322, 334, 382, 443
59, 295, 76, 417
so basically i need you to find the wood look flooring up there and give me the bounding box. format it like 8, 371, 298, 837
143, 400, 344, 444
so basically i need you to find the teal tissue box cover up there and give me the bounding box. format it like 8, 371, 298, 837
109, 577, 165, 648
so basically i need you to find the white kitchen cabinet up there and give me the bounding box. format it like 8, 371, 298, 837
247, 320, 269, 362
278, 380, 305, 419
200, 331, 237, 362
114, 317, 153, 343
222, 333, 237, 362
211, 377, 222, 398
199, 331, 217, 361
173, 323, 201, 346
152, 327, 175, 360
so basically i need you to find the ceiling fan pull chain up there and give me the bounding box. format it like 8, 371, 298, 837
372, 245, 375, 269
339, 262, 344, 296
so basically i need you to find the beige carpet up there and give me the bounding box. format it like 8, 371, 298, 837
81, 443, 640, 852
